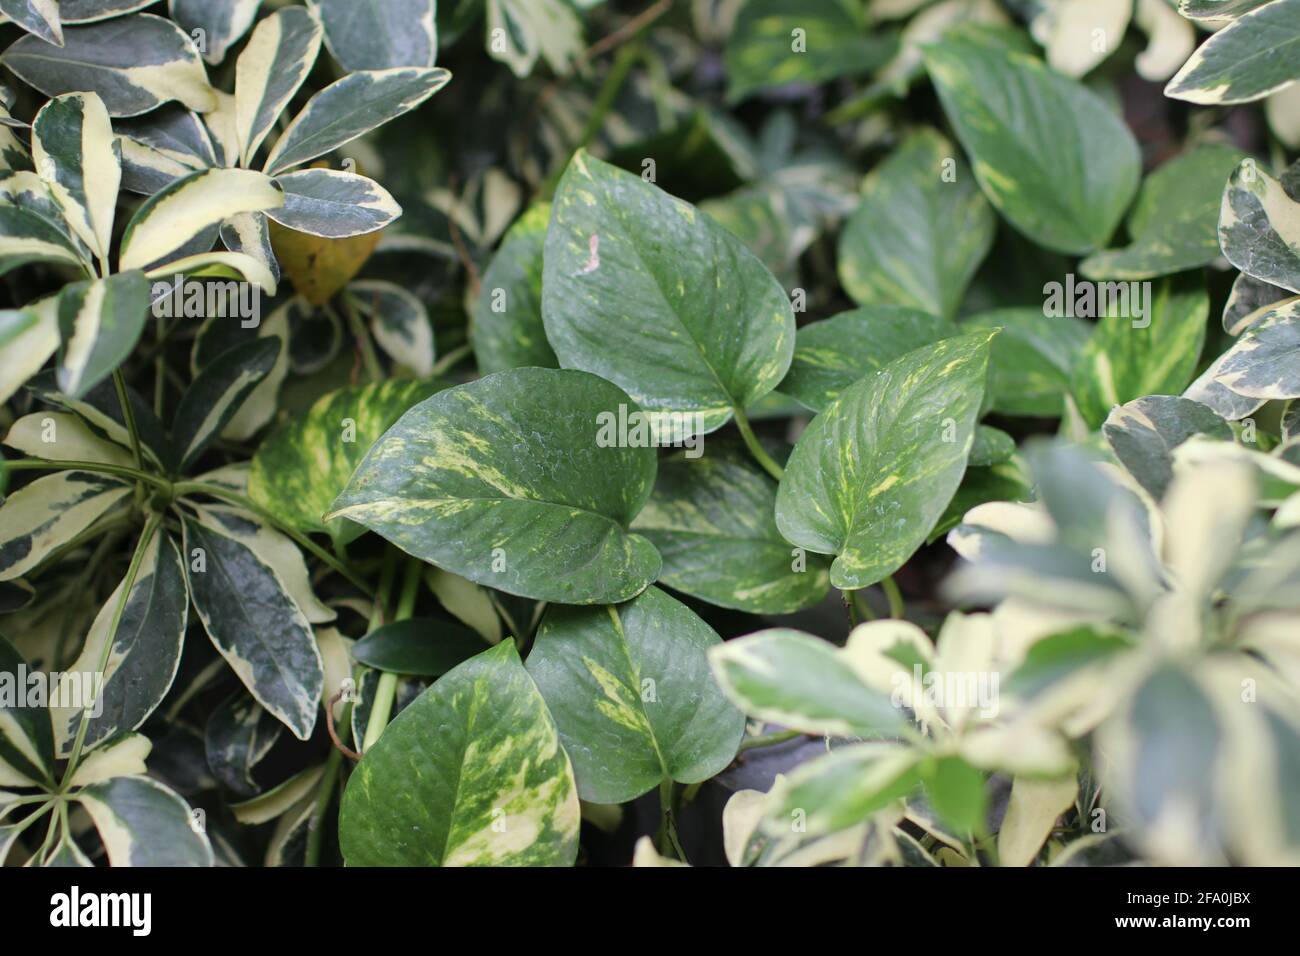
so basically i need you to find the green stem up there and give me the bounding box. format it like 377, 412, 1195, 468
112, 370, 145, 506
656, 777, 686, 861
732, 405, 784, 482
739, 729, 802, 752
171, 481, 373, 596
337, 300, 383, 383
2, 458, 172, 492
429, 342, 473, 378
842, 589, 859, 628
303, 744, 342, 867
360, 556, 423, 752
61, 512, 163, 787
881, 575, 905, 619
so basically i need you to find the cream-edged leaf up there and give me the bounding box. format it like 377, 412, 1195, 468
234, 6, 323, 166
267, 168, 400, 238
0, 471, 132, 581
31, 92, 120, 259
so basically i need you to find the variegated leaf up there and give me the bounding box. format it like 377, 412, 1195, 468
1081, 143, 1248, 279
1166, 0, 1300, 105
2, 14, 218, 118
543, 151, 795, 441
709, 628, 905, 737
26, 369, 170, 469
181, 512, 324, 740
267, 168, 400, 238
171, 336, 279, 471
0, 304, 59, 405
527, 586, 745, 804
1219, 160, 1300, 293
962, 307, 1091, 418
4, 411, 131, 466
234, 5, 323, 167
997, 774, 1079, 867
780, 306, 957, 413
1223, 273, 1291, 335
144, 250, 277, 294
76, 775, 213, 866
316, 0, 437, 72
346, 280, 433, 376
53, 532, 187, 754
0, 205, 86, 275
485, 0, 582, 79
338, 640, 580, 866
1103, 395, 1234, 500
31, 92, 120, 260
1178, 1, 1272, 17
119, 167, 283, 272
56, 270, 151, 398
115, 103, 216, 194
220, 211, 279, 285
0, 471, 131, 582
263, 67, 451, 176
59, 0, 161, 22
66, 732, 151, 787
1070, 276, 1209, 430
1032, 0, 1131, 78
169, 0, 261, 65
924, 28, 1140, 254
838, 128, 994, 320
205, 689, 283, 796
0, 633, 54, 786
1213, 307, 1300, 400
471, 201, 556, 373
249, 377, 443, 542
0, 0, 62, 45
775, 331, 993, 590
768, 744, 922, 836
328, 368, 661, 605
631, 442, 831, 613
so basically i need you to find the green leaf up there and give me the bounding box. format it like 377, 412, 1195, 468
1081, 144, 1249, 279
471, 201, 557, 374
263, 67, 452, 176
268, 168, 401, 238
119, 167, 284, 272
969, 425, 1014, 467
171, 337, 280, 472
1104, 395, 1234, 499
709, 628, 905, 737
55, 270, 150, 398
1070, 276, 1209, 429
920, 755, 987, 836
248, 377, 444, 542
1219, 160, 1300, 293
76, 775, 213, 866
339, 640, 580, 866
0, 633, 54, 785
527, 586, 746, 803
543, 151, 795, 439
631, 442, 831, 614
204, 689, 284, 797
838, 129, 994, 320
1006, 626, 1133, 699
346, 280, 434, 377
1166, 0, 1300, 105
234, 6, 323, 167
53, 532, 188, 754
724, 0, 896, 102
317, 0, 437, 71
169, 0, 261, 65
351, 618, 490, 677
0, 471, 131, 582
328, 368, 661, 605
0, 0, 63, 45
961, 307, 1093, 417
2, 14, 217, 117
768, 744, 922, 835
181, 512, 324, 740
924, 29, 1140, 254
780, 306, 957, 413
776, 331, 993, 590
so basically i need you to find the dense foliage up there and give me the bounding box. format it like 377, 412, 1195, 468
1, 0, 1299, 868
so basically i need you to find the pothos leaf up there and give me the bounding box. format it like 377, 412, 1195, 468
527, 586, 746, 804
338, 640, 580, 866
775, 331, 994, 590
328, 368, 661, 605
543, 151, 795, 441
471, 201, 556, 374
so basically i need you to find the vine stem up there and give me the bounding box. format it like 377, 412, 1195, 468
303, 744, 342, 867
170, 481, 372, 596
732, 405, 784, 482
430, 342, 473, 377
881, 576, 905, 619
657, 777, 686, 861
60, 512, 164, 788
739, 729, 803, 752
360, 555, 422, 752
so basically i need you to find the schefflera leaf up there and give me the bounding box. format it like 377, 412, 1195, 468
838, 128, 994, 321
249, 378, 444, 544
923, 28, 1140, 255
631, 442, 831, 614
330, 368, 660, 604
339, 640, 580, 866
775, 331, 994, 590
526, 586, 746, 804
542, 150, 795, 442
